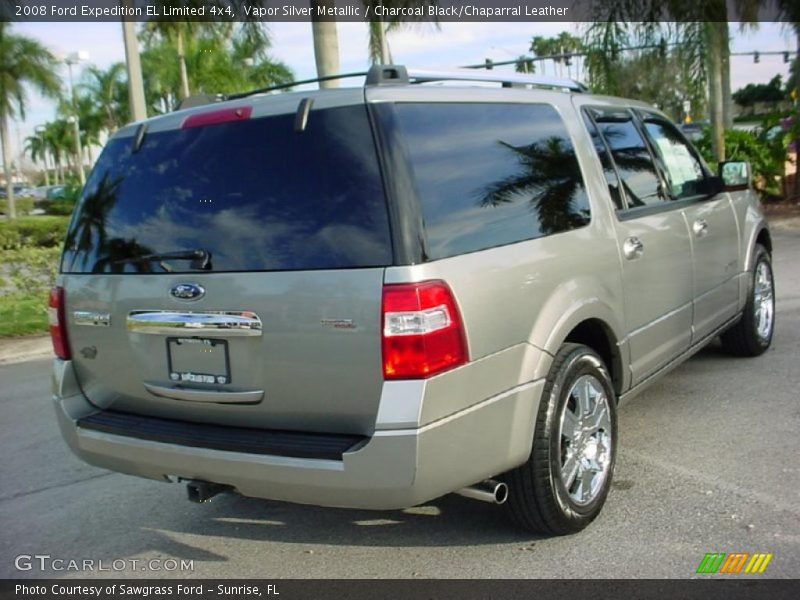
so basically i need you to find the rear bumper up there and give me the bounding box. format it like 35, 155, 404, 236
53, 355, 545, 510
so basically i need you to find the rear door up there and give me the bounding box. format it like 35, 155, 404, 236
61, 97, 393, 436
638, 115, 740, 341
583, 107, 693, 386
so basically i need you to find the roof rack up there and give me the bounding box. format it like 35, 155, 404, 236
174, 64, 586, 110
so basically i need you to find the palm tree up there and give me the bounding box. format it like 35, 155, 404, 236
143, 16, 208, 100
24, 133, 49, 185
41, 120, 72, 185
776, 0, 800, 197
310, 0, 340, 88
584, 1, 764, 162
363, 1, 439, 66
79, 63, 129, 134
141, 1, 276, 99
0, 23, 60, 218
309, 1, 440, 87
140, 24, 292, 113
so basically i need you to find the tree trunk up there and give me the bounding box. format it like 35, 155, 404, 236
794, 31, 800, 198
121, 4, 147, 122
310, 0, 340, 88
706, 22, 726, 162
43, 150, 50, 186
177, 28, 191, 100
0, 114, 16, 219
721, 34, 733, 128
377, 20, 391, 65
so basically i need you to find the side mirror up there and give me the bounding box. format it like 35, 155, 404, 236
718, 161, 751, 191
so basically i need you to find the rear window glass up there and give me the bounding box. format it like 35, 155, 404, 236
61, 105, 392, 273
392, 102, 590, 260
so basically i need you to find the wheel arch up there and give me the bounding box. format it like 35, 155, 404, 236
744, 224, 772, 272
536, 301, 628, 396
756, 227, 772, 256
563, 319, 624, 397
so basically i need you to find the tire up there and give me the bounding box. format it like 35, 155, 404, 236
720, 244, 775, 357
503, 343, 617, 535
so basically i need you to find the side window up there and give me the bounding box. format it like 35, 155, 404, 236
582, 112, 624, 210
392, 102, 591, 260
591, 108, 664, 208
642, 119, 707, 200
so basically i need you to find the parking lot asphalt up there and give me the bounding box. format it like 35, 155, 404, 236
1, 229, 798, 579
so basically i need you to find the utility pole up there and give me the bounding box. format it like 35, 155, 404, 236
64, 51, 87, 185
121, 1, 147, 122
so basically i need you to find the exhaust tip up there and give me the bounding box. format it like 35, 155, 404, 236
455, 479, 508, 505
494, 481, 509, 505
186, 480, 232, 503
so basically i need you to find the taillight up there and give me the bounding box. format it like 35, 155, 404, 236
48, 286, 71, 360
382, 280, 468, 379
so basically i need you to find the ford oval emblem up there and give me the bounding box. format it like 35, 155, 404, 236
170, 283, 205, 301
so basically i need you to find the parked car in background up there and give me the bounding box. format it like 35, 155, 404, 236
680, 119, 710, 142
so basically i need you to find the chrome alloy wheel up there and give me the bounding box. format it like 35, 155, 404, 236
754, 261, 774, 342
557, 374, 613, 506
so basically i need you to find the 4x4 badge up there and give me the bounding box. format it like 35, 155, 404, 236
170, 283, 205, 301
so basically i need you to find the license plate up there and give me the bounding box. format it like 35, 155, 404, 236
167, 337, 231, 384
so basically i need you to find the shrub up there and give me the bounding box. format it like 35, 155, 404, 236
40, 183, 81, 216
0, 196, 35, 216
0, 216, 70, 250
4, 246, 61, 294
45, 199, 78, 216
695, 127, 785, 198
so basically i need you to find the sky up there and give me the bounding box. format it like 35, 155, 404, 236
5, 20, 797, 164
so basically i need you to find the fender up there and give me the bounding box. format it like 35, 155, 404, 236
528, 284, 628, 391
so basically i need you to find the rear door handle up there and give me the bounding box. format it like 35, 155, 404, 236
143, 382, 264, 404
693, 219, 709, 237
623, 236, 644, 260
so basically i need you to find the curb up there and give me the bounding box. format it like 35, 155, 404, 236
0, 335, 53, 366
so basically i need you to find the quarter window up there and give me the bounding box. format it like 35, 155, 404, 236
392, 103, 591, 260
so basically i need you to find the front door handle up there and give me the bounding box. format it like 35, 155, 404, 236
623, 236, 644, 260
693, 219, 709, 237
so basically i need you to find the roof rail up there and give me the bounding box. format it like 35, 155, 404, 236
407, 67, 586, 92
172, 64, 586, 111
366, 64, 585, 92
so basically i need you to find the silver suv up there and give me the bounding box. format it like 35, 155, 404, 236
50, 66, 774, 535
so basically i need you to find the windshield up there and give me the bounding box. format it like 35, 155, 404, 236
61, 104, 392, 274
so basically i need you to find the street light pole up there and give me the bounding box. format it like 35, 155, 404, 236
64, 51, 88, 185
66, 116, 83, 186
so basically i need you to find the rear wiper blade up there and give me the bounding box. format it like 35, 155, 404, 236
111, 248, 212, 271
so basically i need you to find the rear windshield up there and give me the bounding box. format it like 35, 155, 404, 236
61, 105, 392, 274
